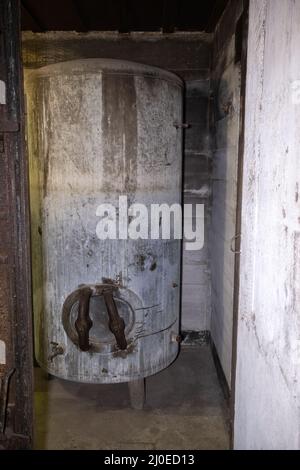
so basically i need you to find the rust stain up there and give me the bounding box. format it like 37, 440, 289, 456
113, 341, 135, 358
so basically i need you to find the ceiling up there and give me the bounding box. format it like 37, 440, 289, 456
21, 0, 229, 33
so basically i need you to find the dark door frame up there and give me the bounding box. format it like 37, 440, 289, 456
0, 0, 33, 449
0, 0, 249, 451
230, 0, 249, 449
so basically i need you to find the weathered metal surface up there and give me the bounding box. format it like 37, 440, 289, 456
25, 59, 183, 384
0, 0, 33, 449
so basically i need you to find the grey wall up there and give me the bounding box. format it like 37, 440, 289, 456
210, 0, 245, 385
234, 0, 300, 449
182, 79, 212, 331
22, 31, 213, 332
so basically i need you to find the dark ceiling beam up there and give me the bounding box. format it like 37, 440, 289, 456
71, 0, 89, 32
118, 0, 130, 34
162, 0, 179, 33
205, 0, 229, 32
21, 1, 44, 32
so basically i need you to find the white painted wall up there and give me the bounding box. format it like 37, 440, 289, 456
234, 0, 300, 450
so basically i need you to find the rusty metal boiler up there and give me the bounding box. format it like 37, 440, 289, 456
25, 59, 183, 404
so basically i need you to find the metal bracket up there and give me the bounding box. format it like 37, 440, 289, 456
173, 121, 190, 129
230, 233, 242, 254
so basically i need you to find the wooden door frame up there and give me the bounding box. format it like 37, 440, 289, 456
0, 0, 33, 449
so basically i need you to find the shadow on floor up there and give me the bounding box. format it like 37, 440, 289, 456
34, 345, 230, 450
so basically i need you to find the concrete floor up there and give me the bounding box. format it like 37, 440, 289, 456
34, 345, 230, 449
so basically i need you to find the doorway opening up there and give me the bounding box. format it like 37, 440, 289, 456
20, 0, 248, 450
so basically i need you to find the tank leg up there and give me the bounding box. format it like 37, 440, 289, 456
128, 378, 145, 410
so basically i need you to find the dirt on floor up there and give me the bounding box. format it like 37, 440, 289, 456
34, 345, 230, 450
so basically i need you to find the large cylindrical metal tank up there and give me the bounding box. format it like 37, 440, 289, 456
25, 59, 183, 384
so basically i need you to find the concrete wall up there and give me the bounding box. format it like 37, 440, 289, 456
22, 32, 213, 332
182, 79, 212, 331
234, 0, 300, 449
210, 0, 245, 385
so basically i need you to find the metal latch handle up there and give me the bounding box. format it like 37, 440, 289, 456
62, 283, 128, 352
74, 287, 93, 351
230, 233, 242, 254
103, 291, 127, 350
